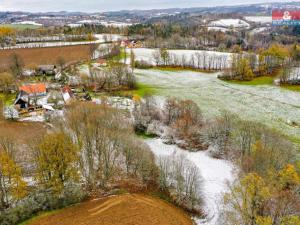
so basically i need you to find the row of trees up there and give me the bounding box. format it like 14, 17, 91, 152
202, 112, 300, 224
139, 48, 229, 71
133, 96, 206, 150
78, 61, 136, 92
220, 44, 293, 81
157, 154, 202, 212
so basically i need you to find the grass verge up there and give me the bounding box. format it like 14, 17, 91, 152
0, 24, 41, 30
113, 83, 157, 98
224, 76, 274, 86
18, 210, 62, 225
281, 84, 300, 92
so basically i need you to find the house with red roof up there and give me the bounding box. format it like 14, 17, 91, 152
14, 83, 47, 109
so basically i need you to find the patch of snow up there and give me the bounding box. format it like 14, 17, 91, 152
67, 23, 83, 28
249, 27, 269, 35
207, 27, 230, 32
126, 48, 232, 69
1, 34, 125, 50
244, 16, 272, 24
93, 96, 134, 111
42, 105, 55, 111
209, 19, 250, 28
12, 21, 43, 26
19, 113, 44, 122
145, 138, 235, 225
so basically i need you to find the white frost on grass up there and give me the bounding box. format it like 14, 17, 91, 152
209, 19, 250, 28
135, 69, 300, 141
145, 138, 235, 225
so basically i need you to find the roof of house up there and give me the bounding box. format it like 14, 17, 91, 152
38, 65, 56, 71
19, 84, 46, 94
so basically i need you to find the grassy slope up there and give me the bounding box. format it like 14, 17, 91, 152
19, 210, 62, 225
136, 69, 300, 147
113, 83, 157, 98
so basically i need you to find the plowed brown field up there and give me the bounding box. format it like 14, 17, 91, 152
27, 194, 194, 225
0, 45, 91, 70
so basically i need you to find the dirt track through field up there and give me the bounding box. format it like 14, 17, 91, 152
28, 194, 193, 225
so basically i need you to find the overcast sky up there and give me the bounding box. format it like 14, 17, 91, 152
0, 0, 292, 12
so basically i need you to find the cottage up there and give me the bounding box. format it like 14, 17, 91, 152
14, 83, 47, 109
62, 86, 75, 104
37, 65, 57, 75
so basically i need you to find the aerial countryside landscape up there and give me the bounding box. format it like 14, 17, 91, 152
0, 0, 300, 225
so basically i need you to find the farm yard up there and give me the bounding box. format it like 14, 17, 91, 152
134, 69, 300, 143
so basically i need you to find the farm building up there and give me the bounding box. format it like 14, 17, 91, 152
15, 83, 47, 109
62, 86, 75, 104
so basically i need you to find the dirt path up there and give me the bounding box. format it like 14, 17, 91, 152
28, 194, 193, 225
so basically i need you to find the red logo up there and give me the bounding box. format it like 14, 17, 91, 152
272, 10, 300, 21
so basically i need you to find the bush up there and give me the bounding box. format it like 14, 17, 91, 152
0, 185, 85, 225
135, 60, 153, 69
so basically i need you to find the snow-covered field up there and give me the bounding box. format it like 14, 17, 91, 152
12, 20, 43, 26
249, 27, 269, 35
145, 138, 235, 225
207, 26, 230, 32
127, 48, 232, 68
209, 19, 250, 28
244, 16, 272, 24
1, 34, 124, 50
135, 69, 300, 141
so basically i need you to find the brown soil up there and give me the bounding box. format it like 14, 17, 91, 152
28, 194, 194, 225
0, 45, 91, 70
0, 120, 46, 144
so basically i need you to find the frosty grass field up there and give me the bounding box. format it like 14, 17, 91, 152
135, 69, 300, 144
133, 49, 300, 225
